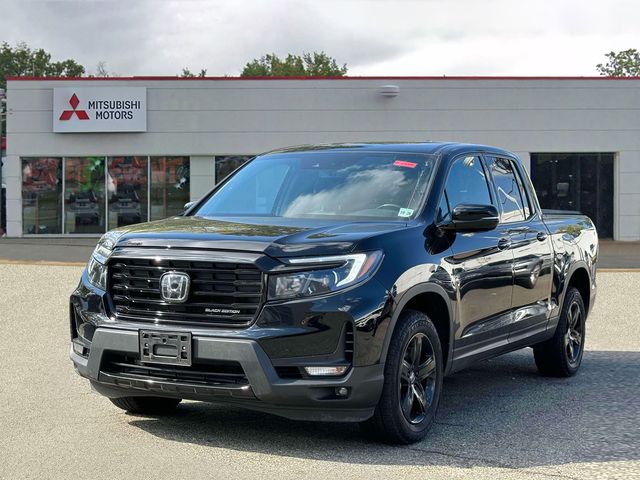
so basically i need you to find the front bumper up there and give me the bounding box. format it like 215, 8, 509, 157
71, 327, 384, 422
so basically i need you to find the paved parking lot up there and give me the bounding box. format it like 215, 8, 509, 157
1, 265, 638, 480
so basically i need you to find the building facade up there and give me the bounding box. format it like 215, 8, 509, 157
4, 76, 640, 240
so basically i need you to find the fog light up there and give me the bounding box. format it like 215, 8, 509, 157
72, 341, 88, 357
336, 387, 349, 397
304, 366, 348, 376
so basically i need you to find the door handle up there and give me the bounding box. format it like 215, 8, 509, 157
507, 226, 530, 234
497, 237, 512, 250
536, 232, 548, 242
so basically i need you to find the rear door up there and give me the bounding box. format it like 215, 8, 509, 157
483, 155, 554, 342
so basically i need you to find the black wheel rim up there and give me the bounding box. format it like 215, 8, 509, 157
565, 301, 583, 366
398, 333, 437, 425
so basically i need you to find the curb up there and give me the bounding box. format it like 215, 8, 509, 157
0, 259, 86, 266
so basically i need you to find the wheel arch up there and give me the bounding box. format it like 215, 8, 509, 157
565, 265, 591, 315
381, 283, 454, 375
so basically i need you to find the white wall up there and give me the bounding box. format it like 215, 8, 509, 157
5, 77, 640, 239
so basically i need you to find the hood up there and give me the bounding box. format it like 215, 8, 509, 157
115, 215, 409, 258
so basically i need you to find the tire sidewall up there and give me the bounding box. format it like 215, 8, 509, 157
384, 310, 443, 441
560, 288, 586, 374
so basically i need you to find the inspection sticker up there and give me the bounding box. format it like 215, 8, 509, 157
393, 160, 417, 168
398, 208, 414, 217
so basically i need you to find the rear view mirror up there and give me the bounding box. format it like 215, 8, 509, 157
183, 201, 196, 212
440, 204, 499, 232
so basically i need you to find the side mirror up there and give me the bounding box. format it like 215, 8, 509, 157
183, 201, 196, 212
440, 204, 499, 232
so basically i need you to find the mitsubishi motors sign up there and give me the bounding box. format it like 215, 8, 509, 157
53, 87, 147, 133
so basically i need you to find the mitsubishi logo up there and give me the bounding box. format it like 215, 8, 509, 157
59, 93, 90, 121
160, 272, 190, 303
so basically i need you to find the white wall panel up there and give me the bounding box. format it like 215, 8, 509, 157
6, 77, 640, 239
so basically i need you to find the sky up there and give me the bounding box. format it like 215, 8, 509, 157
1, 0, 639, 77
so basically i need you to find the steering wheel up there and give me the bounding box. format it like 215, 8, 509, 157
376, 203, 403, 210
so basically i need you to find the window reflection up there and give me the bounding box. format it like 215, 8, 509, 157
150, 157, 190, 220
64, 157, 106, 234
21, 157, 62, 234
215, 155, 253, 183
107, 156, 148, 229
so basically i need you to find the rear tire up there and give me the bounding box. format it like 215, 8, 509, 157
360, 310, 443, 444
109, 396, 182, 414
533, 287, 586, 377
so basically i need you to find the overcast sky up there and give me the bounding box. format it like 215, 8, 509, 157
1, 0, 639, 77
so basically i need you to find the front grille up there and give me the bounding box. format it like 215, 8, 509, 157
102, 354, 248, 386
108, 257, 263, 327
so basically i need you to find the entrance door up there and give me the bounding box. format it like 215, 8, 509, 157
530, 153, 614, 238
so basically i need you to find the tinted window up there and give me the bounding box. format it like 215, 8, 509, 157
441, 155, 492, 221
195, 152, 437, 220
512, 163, 532, 218
486, 156, 527, 223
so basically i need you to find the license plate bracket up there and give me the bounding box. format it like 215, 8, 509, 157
139, 330, 192, 366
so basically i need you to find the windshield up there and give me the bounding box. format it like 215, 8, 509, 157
193, 150, 437, 220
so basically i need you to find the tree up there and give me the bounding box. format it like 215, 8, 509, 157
94, 61, 109, 77
0, 41, 85, 89
180, 68, 207, 78
596, 49, 640, 76
240, 52, 347, 77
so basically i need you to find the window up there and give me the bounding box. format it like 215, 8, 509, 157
204, 161, 290, 215
21, 155, 192, 235
512, 163, 532, 218
21, 157, 62, 234
486, 156, 528, 223
215, 155, 253, 183
150, 156, 190, 220
440, 155, 492, 221
107, 156, 148, 229
64, 157, 106, 234
531, 153, 614, 238
196, 152, 436, 220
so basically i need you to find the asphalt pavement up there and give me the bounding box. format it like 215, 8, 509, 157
1, 265, 638, 480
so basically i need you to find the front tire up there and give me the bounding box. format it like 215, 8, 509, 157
533, 287, 586, 377
361, 310, 443, 444
109, 396, 182, 414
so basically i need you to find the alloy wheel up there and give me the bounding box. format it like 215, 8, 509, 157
565, 301, 583, 365
398, 333, 437, 424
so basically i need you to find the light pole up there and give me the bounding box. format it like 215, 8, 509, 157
0, 87, 5, 235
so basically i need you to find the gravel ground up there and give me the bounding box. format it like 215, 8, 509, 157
0, 265, 638, 480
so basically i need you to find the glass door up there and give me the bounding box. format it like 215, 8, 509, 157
530, 153, 614, 238
64, 157, 106, 234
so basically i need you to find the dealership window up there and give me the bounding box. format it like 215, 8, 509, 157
21, 155, 191, 235
21, 157, 63, 234
107, 156, 148, 229
531, 153, 614, 238
150, 156, 190, 220
64, 157, 106, 234
215, 155, 253, 183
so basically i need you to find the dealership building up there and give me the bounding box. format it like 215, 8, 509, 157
3, 76, 640, 240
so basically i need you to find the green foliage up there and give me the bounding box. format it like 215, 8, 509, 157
0, 41, 85, 89
180, 68, 207, 78
596, 49, 640, 77
240, 52, 347, 77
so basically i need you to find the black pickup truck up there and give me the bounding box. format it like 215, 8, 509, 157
70, 142, 598, 444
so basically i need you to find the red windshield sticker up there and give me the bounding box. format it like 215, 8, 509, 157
393, 160, 417, 168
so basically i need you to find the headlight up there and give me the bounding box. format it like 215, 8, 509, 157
92, 230, 125, 264
87, 255, 108, 290
268, 251, 383, 300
